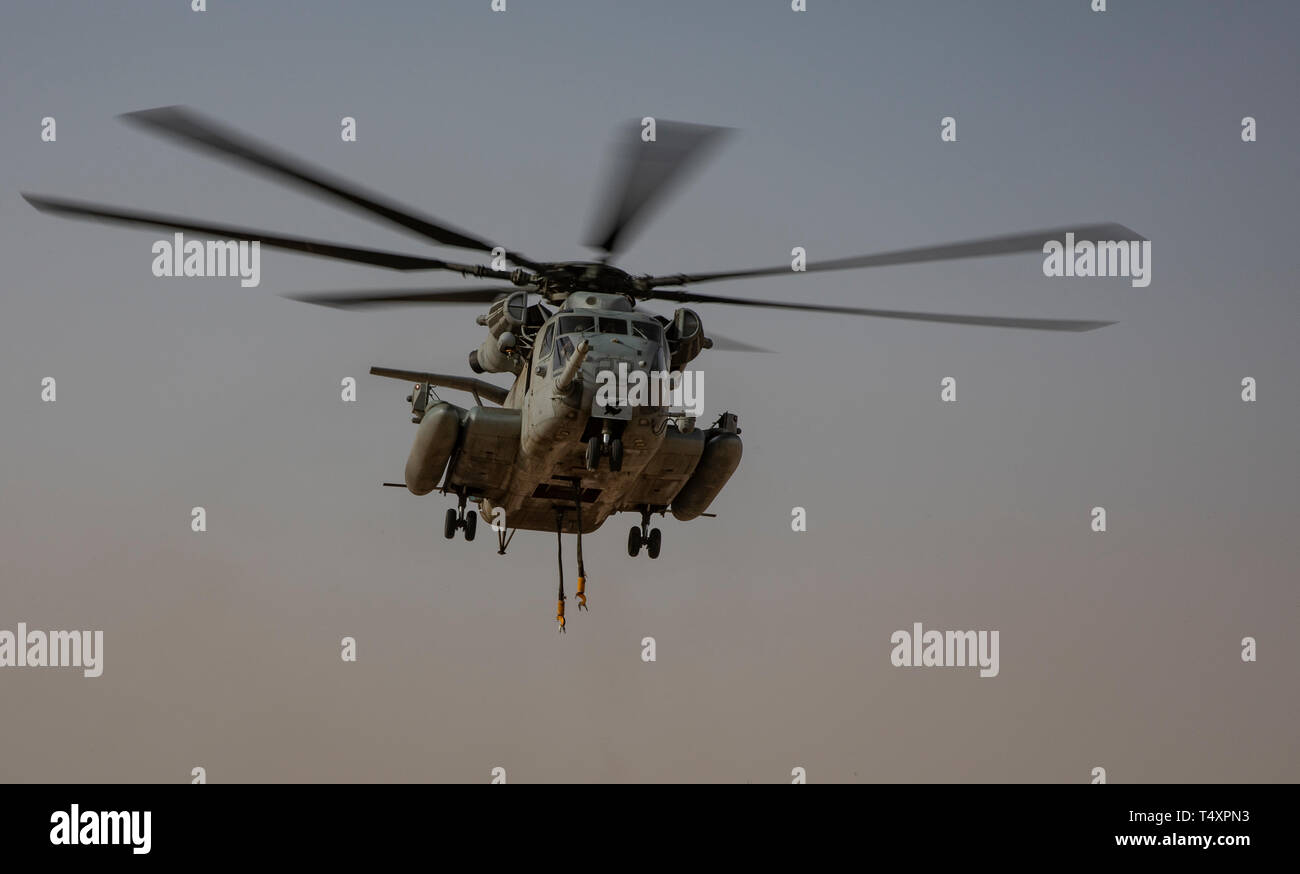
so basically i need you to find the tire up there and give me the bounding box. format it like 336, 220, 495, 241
463, 510, 477, 542
646, 527, 662, 559
627, 526, 642, 557
585, 439, 600, 471
444, 508, 458, 540
609, 437, 624, 472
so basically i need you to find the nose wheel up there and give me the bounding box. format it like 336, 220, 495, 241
585, 426, 624, 473
444, 502, 477, 541
627, 510, 661, 559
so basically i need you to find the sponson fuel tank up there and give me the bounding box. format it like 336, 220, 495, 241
671, 432, 742, 521
405, 402, 461, 495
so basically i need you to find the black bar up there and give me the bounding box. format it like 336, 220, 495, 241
0, 784, 1283, 861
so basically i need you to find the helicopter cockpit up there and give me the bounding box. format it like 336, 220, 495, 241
540, 314, 668, 372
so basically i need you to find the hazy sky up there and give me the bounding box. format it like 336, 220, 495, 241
1, 0, 1296, 782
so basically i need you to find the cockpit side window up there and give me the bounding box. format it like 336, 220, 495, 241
558, 315, 595, 334
554, 335, 576, 370
633, 320, 668, 370
599, 317, 628, 335
538, 323, 554, 360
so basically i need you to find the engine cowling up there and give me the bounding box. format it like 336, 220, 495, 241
469, 291, 547, 374
470, 332, 522, 375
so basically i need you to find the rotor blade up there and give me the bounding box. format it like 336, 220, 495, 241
651, 290, 1113, 332
705, 333, 774, 353
285, 287, 516, 310
23, 193, 512, 275
120, 105, 540, 269
646, 223, 1144, 287
585, 120, 732, 259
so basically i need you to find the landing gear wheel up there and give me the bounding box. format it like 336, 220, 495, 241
646, 527, 662, 559
627, 525, 642, 557
463, 510, 477, 541
609, 437, 624, 472
444, 508, 458, 540
585, 439, 600, 471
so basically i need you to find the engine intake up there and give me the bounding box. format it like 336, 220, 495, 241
666, 308, 705, 370
481, 291, 533, 339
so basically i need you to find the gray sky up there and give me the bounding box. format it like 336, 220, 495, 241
1, 0, 1296, 782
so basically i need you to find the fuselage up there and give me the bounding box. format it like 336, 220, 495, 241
400, 289, 739, 536
484, 292, 678, 533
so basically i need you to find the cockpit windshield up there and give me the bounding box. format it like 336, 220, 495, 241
550, 313, 668, 369
558, 315, 595, 334
631, 320, 662, 343
599, 317, 628, 335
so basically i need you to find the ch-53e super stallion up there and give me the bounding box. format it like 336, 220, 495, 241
24, 107, 1135, 630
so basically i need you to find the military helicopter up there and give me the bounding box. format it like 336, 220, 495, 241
23, 108, 1133, 630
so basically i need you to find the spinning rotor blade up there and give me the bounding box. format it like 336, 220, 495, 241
705, 333, 774, 353
120, 106, 541, 270
22, 194, 510, 275
645, 223, 1143, 287
585, 120, 731, 260
285, 287, 517, 309
651, 289, 1114, 332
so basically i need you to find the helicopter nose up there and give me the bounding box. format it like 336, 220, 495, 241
585, 344, 643, 376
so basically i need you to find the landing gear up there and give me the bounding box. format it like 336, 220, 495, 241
628, 508, 662, 558
585, 424, 624, 472
445, 498, 476, 541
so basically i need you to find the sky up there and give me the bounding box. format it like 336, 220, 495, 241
1, 0, 1296, 782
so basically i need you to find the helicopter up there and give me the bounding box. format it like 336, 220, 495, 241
23, 107, 1135, 631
